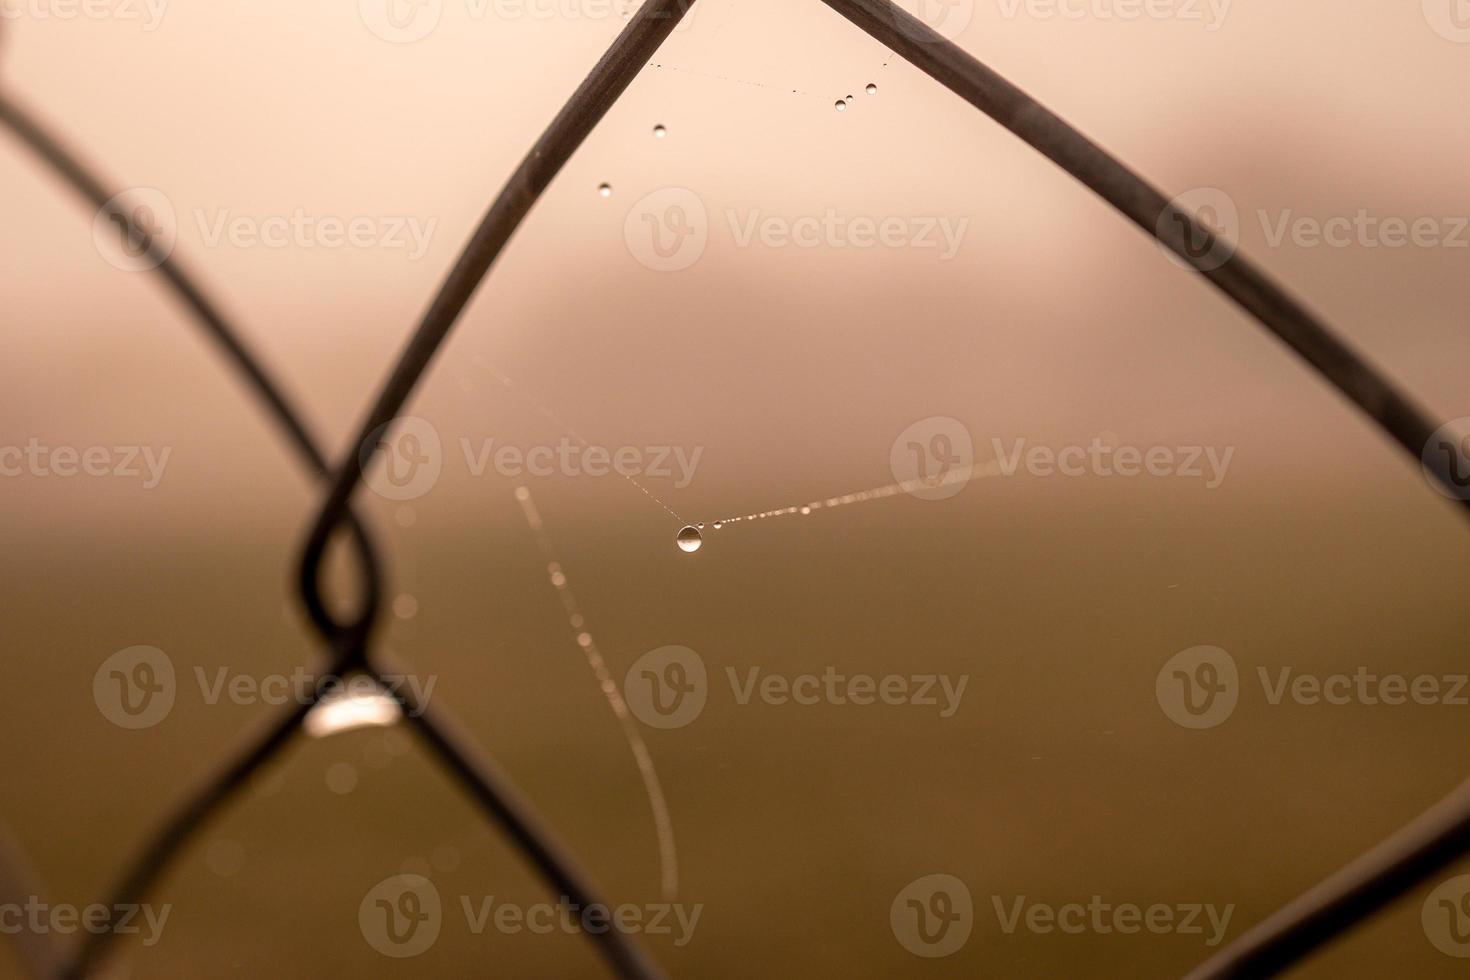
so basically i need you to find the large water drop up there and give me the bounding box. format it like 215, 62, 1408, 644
676, 525, 703, 553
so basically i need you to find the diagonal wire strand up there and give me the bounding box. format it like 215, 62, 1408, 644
0, 88, 665, 980
816, 0, 1470, 973
295, 0, 700, 638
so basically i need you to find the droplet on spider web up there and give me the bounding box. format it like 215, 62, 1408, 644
653, 124, 667, 138
598, 183, 612, 197
834, 100, 847, 112
866, 83, 878, 95
676, 525, 703, 553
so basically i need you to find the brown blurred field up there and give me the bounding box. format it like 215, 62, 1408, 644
2, 0, 1470, 976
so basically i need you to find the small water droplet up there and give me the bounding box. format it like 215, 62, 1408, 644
653, 124, 667, 138
866, 83, 877, 95
676, 525, 703, 553
598, 183, 612, 197
846, 94, 854, 102
712, 521, 723, 530
834, 100, 847, 112
800, 506, 812, 515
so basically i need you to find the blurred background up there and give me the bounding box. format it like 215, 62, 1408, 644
2, 0, 1469, 975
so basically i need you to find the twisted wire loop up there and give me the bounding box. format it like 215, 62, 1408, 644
820, 0, 1470, 972
4, 0, 1463, 975
0, 5, 695, 969
296, 0, 698, 635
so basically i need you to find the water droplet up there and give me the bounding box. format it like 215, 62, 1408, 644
653, 124, 667, 138
712, 521, 723, 530
598, 183, 612, 197
846, 94, 854, 102
834, 100, 847, 112
676, 525, 703, 553
800, 506, 812, 515
866, 83, 877, 95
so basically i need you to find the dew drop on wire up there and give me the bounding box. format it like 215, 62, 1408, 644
653, 124, 667, 138
712, 521, 723, 530
598, 183, 612, 197
866, 83, 878, 95
676, 525, 703, 553
834, 100, 846, 112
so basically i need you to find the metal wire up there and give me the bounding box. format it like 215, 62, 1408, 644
3, 0, 1465, 975
818, 0, 1470, 973
0, 69, 670, 980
